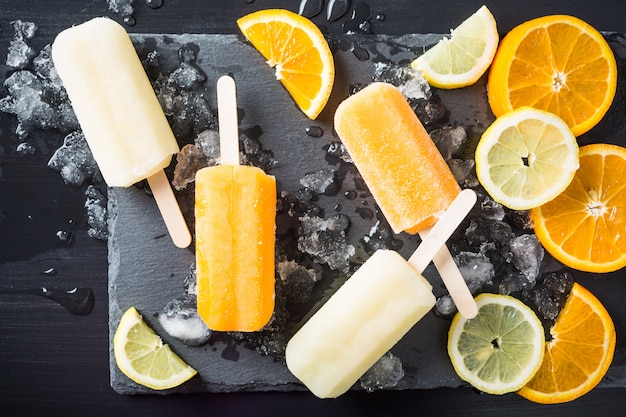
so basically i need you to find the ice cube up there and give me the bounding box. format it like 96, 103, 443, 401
159, 296, 212, 347
170, 62, 206, 89
84, 185, 108, 241
409, 97, 446, 126
107, 0, 134, 16
522, 270, 574, 323
190, 128, 217, 158
430, 125, 467, 161
240, 129, 277, 173
153, 74, 216, 139
360, 352, 404, 392
48, 131, 101, 186
183, 262, 197, 296
277, 260, 319, 304
299, 168, 337, 194
465, 218, 514, 248
480, 196, 505, 221
172, 144, 211, 190
298, 213, 355, 272
505, 234, 544, 283
362, 220, 403, 254
448, 158, 476, 187
455, 251, 495, 293
6, 20, 37, 69
372, 62, 431, 101
434, 294, 458, 318
325, 141, 353, 164
0, 70, 79, 136
498, 270, 534, 295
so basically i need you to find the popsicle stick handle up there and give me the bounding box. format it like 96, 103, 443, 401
147, 170, 192, 248
408, 189, 477, 274
217, 75, 240, 166
418, 227, 478, 319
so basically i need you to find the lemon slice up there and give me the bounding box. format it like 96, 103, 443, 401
411, 5, 498, 89
113, 307, 197, 390
475, 107, 579, 210
448, 293, 545, 395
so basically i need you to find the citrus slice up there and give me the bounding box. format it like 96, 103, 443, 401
519, 283, 616, 403
448, 293, 545, 394
113, 307, 197, 390
410, 5, 499, 89
530, 143, 626, 273
487, 15, 617, 136
475, 106, 579, 210
236, 9, 335, 119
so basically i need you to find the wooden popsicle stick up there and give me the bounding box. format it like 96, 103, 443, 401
408, 189, 477, 274
419, 227, 478, 319
147, 169, 192, 248
217, 75, 240, 166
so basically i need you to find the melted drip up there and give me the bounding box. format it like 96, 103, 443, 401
327, 0, 351, 22
298, 0, 324, 18
0, 287, 95, 315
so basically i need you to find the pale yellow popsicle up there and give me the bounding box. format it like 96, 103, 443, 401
52, 17, 190, 248
52, 17, 179, 187
286, 189, 476, 398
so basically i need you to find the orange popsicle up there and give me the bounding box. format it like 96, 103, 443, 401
195, 76, 276, 332
334, 82, 461, 234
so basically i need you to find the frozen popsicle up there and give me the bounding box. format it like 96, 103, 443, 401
51, 17, 191, 248
334, 82, 477, 318
195, 76, 276, 332
286, 189, 477, 399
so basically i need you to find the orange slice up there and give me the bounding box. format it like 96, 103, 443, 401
531, 143, 626, 273
487, 15, 617, 136
518, 283, 616, 403
237, 9, 335, 119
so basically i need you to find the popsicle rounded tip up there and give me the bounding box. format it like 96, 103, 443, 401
217, 74, 236, 88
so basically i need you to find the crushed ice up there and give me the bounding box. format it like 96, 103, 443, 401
360, 352, 404, 392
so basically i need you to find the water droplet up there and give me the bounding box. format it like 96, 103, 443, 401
375, 13, 385, 21
342, 2, 372, 34
327, 0, 351, 22
146, 0, 163, 9
56, 230, 74, 245
16, 142, 36, 155
305, 126, 324, 137
351, 45, 370, 61
42, 267, 57, 276
123, 15, 136, 26
0, 287, 95, 315
344, 190, 357, 200
356, 206, 374, 220
298, 0, 324, 18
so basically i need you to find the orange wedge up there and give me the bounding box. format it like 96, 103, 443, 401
531, 143, 626, 273
237, 9, 335, 119
487, 15, 617, 136
518, 283, 616, 403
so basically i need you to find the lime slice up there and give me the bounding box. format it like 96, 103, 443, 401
475, 107, 579, 210
448, 293, 545, 394
411, 5, 499, 89
113, 307, 197, 390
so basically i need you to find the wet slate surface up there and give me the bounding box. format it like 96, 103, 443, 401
108, 33, 626, 395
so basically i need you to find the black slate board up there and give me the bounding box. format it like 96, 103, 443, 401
108, 32, 626, 395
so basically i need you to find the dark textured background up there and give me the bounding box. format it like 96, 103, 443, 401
2, 1, 626, 415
